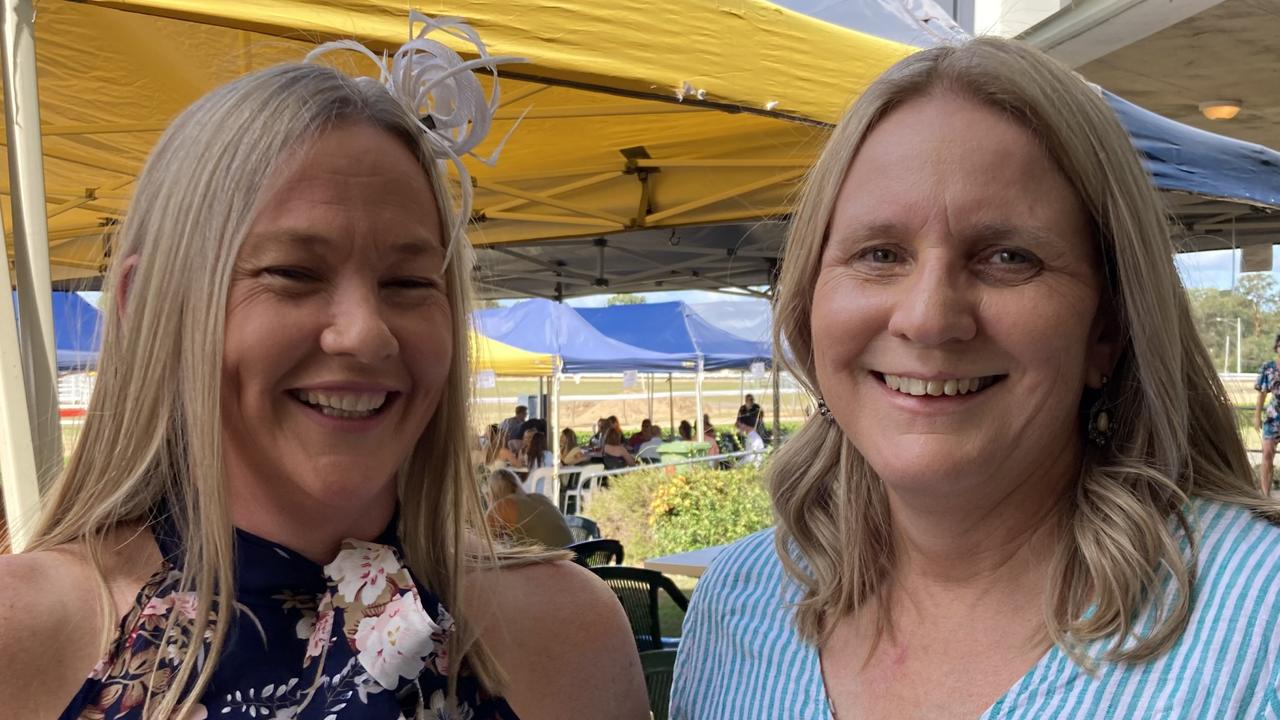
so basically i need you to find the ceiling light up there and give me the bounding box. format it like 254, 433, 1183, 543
1199, 100, 1242, 120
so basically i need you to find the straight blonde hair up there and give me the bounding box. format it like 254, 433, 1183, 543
770, 37, 1280, 665
28, 63, 549, 717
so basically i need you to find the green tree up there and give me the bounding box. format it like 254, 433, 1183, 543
1185, 274, 1280, 373
606, 293, 645, 306
1235, 273, 1278, 334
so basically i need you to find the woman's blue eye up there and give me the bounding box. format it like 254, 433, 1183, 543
264, 267, 314, 281
869, 248, 898, 263
387, 278, 436, 290
991, 249, 1031, 265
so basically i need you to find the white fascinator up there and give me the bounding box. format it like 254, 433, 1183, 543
305, 11, 523, 265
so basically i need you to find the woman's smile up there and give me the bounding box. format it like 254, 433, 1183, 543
873, 371, 1005, 398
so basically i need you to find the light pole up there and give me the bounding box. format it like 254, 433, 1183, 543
1210, 317, 1242, 373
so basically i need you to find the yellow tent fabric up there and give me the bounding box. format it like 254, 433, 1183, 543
470, 331, 554, 376
10, 1, 916, 280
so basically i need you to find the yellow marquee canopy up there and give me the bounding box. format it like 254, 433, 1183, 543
11, 0, 916, 281
470, 331, 554, 376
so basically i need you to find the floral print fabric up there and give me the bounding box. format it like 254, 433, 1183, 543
60, 517, 515, 720
1256, 360, 1280, 440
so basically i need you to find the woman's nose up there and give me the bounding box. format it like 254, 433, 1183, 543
319, 285, 399, 362
886, 254, 978, 346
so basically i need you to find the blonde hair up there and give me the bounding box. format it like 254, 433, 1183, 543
770, 37, 1280, 665
487, 468, 523, 502
28, 63, 546, 717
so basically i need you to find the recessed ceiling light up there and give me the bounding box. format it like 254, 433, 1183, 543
1199, 100, 1242, 120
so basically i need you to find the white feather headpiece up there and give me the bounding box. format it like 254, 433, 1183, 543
305, 12, 524, 267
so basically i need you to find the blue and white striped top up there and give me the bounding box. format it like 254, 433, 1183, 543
672, 498, 1280, 719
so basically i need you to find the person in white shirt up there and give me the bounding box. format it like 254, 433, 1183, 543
738, 418, 766, 467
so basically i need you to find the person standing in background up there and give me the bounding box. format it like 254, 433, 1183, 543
737, 393, 762, 430
500, 404, 528, 449
1254, 333, 1280, 494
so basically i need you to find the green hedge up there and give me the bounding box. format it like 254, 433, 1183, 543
588, 464, 773, 562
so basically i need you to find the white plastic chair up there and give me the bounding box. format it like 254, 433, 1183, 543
562, 463, 604, 515
523, 466, 556, 498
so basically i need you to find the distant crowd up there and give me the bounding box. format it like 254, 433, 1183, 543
477, 393, 770, 473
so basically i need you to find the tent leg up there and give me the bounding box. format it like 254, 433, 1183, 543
668, 373, 674, 436
2, 0, 61, 490
550, 362, 561, 506
695, 358, 704, 443
647, 372, 654, 423
772, 363, 782, 443
0, 203, 40, 553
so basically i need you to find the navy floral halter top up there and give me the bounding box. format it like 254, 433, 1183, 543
59, 512, 517, 720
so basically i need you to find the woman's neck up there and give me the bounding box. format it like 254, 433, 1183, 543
228, 481, 397, 564
884, 456, 1074, 598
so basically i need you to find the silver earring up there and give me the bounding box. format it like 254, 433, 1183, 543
816, 397, 834, 421
1087, 375, 1112, 446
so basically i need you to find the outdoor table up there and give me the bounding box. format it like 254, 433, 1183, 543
644, 543, 727, 578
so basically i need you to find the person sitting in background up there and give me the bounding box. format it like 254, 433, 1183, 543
485, 425, 519, 469
560, 427, 588, 466
703, 414, 721, 455
588, 417, 608, 449
678, 420, 694, 441
627, 418, 653, 450
519, 416, 547, 439
636, 425, 666, 463
485, 469, 574, 548
600, 428, 637, 470
520, 431, 553, 472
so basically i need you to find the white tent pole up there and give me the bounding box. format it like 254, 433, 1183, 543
695, 357, 704, 443
0, 204, 40, 552
772, 363, 782, 443
550, 359, 561, 504
647, 372, 654, 422
668, 372, 675, 435
2, 0, 61, 489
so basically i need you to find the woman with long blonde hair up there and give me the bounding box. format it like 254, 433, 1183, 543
674, 37, 1280, 718
0, 17, 645, 720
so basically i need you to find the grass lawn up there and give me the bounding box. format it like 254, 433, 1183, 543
658, 574, 698, 639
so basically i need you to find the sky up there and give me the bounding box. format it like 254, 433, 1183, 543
1175, 247, 1280, 291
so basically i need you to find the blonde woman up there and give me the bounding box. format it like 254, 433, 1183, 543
0, 19, 646, 720
674, 38, 1280, 718
484, 469, 574, 549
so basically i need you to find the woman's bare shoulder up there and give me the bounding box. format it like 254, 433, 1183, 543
466, 560, 649, 720
0, 527, 160, 717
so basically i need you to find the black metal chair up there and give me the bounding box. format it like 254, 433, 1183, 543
590, 566, 689, 651
640, 649, 677, 720
568, 538, 624, 567
564, 515, 601, 543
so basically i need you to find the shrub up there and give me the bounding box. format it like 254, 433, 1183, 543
589, 464, 773, 562
588, 468, 665, 561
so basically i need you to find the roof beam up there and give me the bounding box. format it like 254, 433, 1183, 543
482, 171, 622, 215
644, 171, 803, 225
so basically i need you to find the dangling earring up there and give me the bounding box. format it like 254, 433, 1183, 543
1087, 375, 1113, 446
816, 397, 834, 421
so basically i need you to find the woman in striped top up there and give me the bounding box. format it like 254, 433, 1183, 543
673, 37, 1280, 719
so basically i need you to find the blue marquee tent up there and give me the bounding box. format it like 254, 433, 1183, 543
472, 298, 686, 373
577, 301, 771, 370
1105, 90, 1280, 211
12, 292, 103, 372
